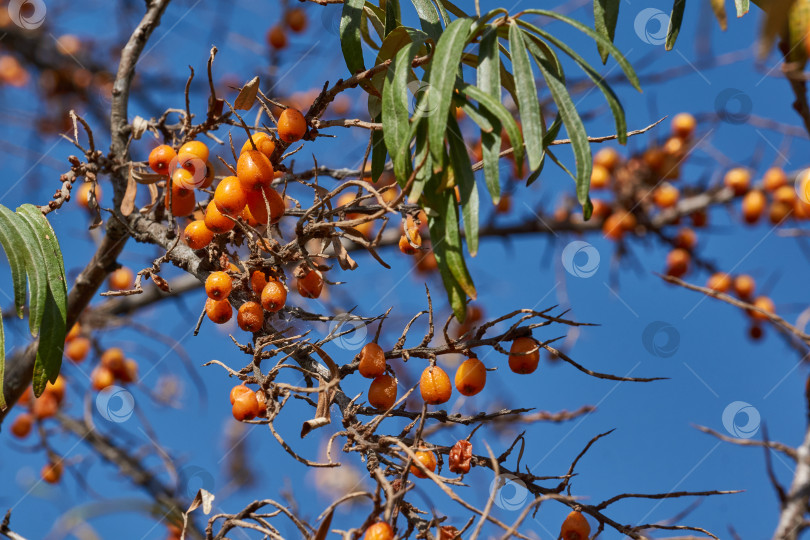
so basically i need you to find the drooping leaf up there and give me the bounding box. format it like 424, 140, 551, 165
735, 0, 750, 17
384, 0, 401, 36
340, 0, 366, 75
427, 17, 474, 165
0, 209, 29, 318
383, 39, 425, 182
446, 115, 479, 257
409, 0, 442, 40
432, 189, 476, 300
593, 0, 620, 63
666, 0, 686, 51
508, 23, 545, 171
371, 116, 387, 182
526, 116, 562, 187
0, 206, 45, 338
410, 120, 432, 202
477, 25, 502, 203
425, 191, 470, 322
438, 0, 467, 17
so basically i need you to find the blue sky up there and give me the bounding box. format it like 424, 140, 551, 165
0, 0, 808, 538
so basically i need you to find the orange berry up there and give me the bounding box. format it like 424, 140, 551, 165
707, 272, 732, 293
795, 197, 810, 220
742, 190, 766, 224
415, 251, 438, 273
32, 393, 59, 419
691, 210, 708, 228
419, 366, 452, 405
109, 267, 134, 291
250, 270, 270, 295
399, 232, 422, 255
91, 366, 115, 391
238, 301, 264, 332
45, 375, 66, 404
255, 389, 268, 417
643, 147, 666, 172
410, 449, 437, 479
205, 271, 233, 300
41, 461, 63, 484
246, 185, 285, 224
590, 164, 610, 190
496, 194, 513, 214
267, 25, 288, 49
509, 337, 540, 374
663, 136, 686, 156
261, 281, 287, 312
178, 141, 209, 162
237, 150, 274, 192
593, 147, 620, 172
674, 227, 697, 250
734, 274, 755, 299
364, 522, 394, 540
232, 391, 260, 421
10, 413, 33, 438
65, 322, 81, 342
199, 161, 215, 189
368, 374, 397, 409
671, 113, 696, 139
204, 200, 236, 234
454, 358, 486, 396
774, 185, 797, 205
666, 248, 691, 278
65, 336, 90, 363
285, 8, 307, 32
769, 201, 793, 224
205, 298, 232, 324
602, 211, 634, 240
590, 199, 611, 220
230, 385, 252, 405
184, 219, 215, 249
213, 176, 248, 216
172, 165, 199, 191
724, 168, 751, 195
101, 347, 125, 373
560, 510, 591, 540
763, 167, 788, 192
278, 108, 307, 143
358, 342, 386, 379
119, 359, 138, 383
653, 183, 679, 208
148, 145, 176, 175
751, 296, 775, 320
241, 132, 277, 159
438, 526, 460, 540
19, 386, 33, 407
296, 265, 323, 299
165, 180, 196, 217
76, 182, 100, 210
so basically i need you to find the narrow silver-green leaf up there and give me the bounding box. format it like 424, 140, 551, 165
340, 0, 366, 75
458, 83, 524, 177
371, 116, 387, 183
383, 40, 424, 182
384, 0, 401, 36
522, 9, 641, 91
447, 115, 478, 257
508, 23, 544, 171
438, 0, 467, 17
532, 52, 593, 212
0, 206, 44, 338
735, 0, 750, 17
438, 188, 476, 300
410, 120, 432, 202
665, 0, 686, 51
477, 25, 502, 202
409, 0, 442, 40
0, 209, 28, 318
32, 288, 64, 395
427, 17, 474, 164
433, 0, 450, 26
593, 0, 620, 64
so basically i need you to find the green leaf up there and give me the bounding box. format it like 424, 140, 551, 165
525, 116, 562, 187
427, 17, 474, 165
593, 0, 620, 64
446, 115, 479, 257
384, 0, 401, 36
383, 39, 425, 182
410, 120, 432, 202
458, 83, 524, 178
518, 20, 627, 144
477, 25, 502, 203
522, 9, 641, 91
371, 116, 388, 182
434, 0, 450, 26
438, 0, 467, 18
508, 23, 545, 171
0, 209, 29, 318
340, 0, 366, 75
666, 0, 686, 51
0, 206, 45, 338
17, 205, 67, 391
532, 51, 593, 212
437, 190, 475, 300
0, 308, 4, 411
409, 0, 442, 40
735, 0, 750, 17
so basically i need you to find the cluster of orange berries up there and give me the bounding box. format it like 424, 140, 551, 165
706, 272, 775, 338
229, 384, 268, 421
727, 166, 810, 224
267, 7, 308, 50
358, 335, 540, 412
90, 347, 138, 390
10, 378, 67, 484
